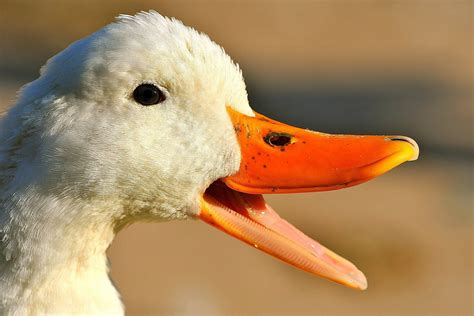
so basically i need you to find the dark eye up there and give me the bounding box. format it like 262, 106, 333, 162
133, 84, 165, 106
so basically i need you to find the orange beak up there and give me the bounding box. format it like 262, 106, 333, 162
199, 107, 419, 290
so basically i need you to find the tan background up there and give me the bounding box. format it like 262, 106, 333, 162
1, 1, 472, 315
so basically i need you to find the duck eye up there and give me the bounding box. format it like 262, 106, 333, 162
133, 84, 165, 106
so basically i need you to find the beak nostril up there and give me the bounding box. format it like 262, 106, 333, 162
264, 133, 293, 147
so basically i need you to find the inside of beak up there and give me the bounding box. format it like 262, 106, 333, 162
200, 181, 368, 289
198, 106, 418, 290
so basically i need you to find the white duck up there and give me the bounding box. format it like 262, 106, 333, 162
0, 11, 419, 315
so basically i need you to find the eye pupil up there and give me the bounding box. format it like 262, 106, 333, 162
133, 84, 165, 106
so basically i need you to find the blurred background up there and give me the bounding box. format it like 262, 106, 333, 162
0, 1, 472, 315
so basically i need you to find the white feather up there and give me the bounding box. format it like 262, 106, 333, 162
0, 11, 251, 314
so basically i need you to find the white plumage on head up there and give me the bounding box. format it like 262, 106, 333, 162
0, 11, 251, 314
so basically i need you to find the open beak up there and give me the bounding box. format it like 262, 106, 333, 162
198, 107, 419, 290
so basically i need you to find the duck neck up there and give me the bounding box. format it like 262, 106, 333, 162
0, 191, 124, 315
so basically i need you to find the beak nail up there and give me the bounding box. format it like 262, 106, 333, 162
387, 136, 419, 161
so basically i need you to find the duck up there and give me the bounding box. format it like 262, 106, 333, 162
0, 11, 419, 315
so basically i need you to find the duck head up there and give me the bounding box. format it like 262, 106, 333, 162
3, 11, 418, 291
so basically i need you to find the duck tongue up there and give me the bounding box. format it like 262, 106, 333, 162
200, 182, 367, 289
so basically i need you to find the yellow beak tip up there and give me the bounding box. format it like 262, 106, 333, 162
388, 136, 420, 161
